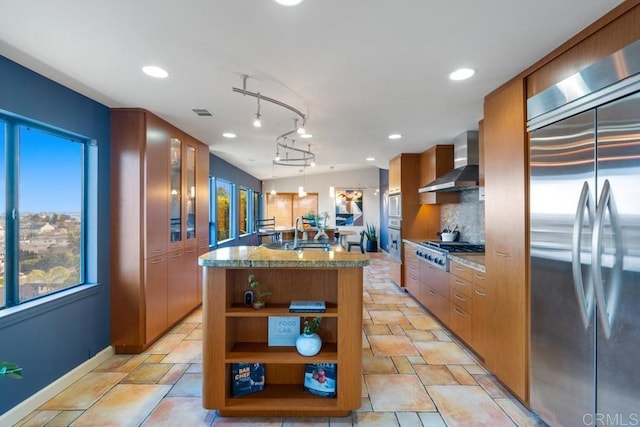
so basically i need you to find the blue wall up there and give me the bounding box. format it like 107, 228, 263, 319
209, 153, 262, 247
0, 56, 111, 414
379, 168, 389, 253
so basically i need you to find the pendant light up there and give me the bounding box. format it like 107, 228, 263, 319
253, 96, 262, 127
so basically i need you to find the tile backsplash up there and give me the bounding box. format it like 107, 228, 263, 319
440, 189, 485, 243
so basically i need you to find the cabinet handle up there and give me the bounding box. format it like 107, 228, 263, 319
429, 289, 437, 295
475, 289, 486, 297
455, 279, 468, 287
151, 248, 163, 253
454, 307, 466, 316
171, 252, 183, 258
186, 248, 196, 253
495, 251, 511, 258
454, 294, 467, 302
151, 258, 165, 264
474, 273, 485, 280
454, 266, 465, 272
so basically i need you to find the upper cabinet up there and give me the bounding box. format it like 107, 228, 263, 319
388, 154, 402, 194
419, 145, 458, 205
169, 137, 183, 251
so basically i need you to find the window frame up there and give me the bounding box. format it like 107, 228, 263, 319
214, 177, 235, 244
238, 187, 250, 237
1, 113, 93, 311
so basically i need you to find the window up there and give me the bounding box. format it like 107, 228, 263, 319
239, 188, 249, 236
1, 117, 88, 309
216, 179, 234, 243
253, 191, 261, 233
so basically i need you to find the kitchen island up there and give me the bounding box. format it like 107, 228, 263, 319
198, 246, 369, 417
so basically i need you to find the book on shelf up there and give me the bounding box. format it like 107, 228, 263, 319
289, 300, 326, 313
231, 363, 265, 397
303, 363, 337, 397
268, 316, 300, 346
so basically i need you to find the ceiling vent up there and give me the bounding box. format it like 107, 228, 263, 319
192, 108, 213, 117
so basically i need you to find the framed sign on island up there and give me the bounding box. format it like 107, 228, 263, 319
198, 245, 369, 417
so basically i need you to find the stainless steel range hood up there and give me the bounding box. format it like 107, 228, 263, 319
419, 131, 479, 193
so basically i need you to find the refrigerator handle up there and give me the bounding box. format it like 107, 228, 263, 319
572, 181, 595, 329
592, 179, 624, 339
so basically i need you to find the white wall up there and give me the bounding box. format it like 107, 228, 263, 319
262, 166, 380, 232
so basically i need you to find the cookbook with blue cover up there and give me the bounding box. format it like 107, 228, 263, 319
231, 363, 265, 397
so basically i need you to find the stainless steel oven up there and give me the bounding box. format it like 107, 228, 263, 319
387, 217, 402, 262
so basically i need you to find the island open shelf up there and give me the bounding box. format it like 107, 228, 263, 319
199, 246, 369, 417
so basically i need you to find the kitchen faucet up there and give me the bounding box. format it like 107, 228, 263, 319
293, 216, 302, 249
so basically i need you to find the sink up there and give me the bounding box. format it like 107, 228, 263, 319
260, 240, 342, 251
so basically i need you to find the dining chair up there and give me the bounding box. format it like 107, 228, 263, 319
256, 217, 279, 243
347, 230, 365, 253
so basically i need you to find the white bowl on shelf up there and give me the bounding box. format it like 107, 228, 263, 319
440, 232, 456, 242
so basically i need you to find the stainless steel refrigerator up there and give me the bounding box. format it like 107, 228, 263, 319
529, 56, 640, 425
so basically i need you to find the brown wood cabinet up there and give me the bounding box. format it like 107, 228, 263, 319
419, 145, 458, 205
448, 260, 473, 344
419, 262, 449, 325
403, 244, 420, 297
478, 120, 485, 201
483, 78, 528, 401
202, 266, 363, 417
111, 109, 209, 353
471, 269, 489, 360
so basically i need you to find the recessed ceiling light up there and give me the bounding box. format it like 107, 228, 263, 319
366, 157, 375, 162
449, 68, 475, 81
142, 65, 169, 79
274, 0, 303, 5
388, 134, 402, 140
222, 133, 236, 138
300, 133, 313, 139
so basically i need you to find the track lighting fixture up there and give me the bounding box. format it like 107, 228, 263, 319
253, 96, 262, 127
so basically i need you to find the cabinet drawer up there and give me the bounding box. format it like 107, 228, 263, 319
449, 260, 473, 282
450, 287, 472, 313
472, 270, 487, 288
449, 274, 472, 298
450, 303, 472, 343
422, 286, 450, 326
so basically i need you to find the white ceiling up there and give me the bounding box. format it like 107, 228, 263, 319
0, 0, 623, 180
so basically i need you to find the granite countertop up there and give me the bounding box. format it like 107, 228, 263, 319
198, 245, 370, 268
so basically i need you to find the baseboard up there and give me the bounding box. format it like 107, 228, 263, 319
0, 346, 114, 426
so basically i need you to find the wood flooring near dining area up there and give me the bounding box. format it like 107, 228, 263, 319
15, 253, 543, 426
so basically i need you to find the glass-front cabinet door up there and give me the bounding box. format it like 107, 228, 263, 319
185, 143, 196, 243
169, 137, 182, 247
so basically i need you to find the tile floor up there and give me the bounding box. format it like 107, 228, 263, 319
16, 254, 545, 426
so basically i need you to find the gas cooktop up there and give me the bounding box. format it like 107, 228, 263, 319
421, 241, 485, 253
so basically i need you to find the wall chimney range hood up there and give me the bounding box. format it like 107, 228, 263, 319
419, 131, 479, 193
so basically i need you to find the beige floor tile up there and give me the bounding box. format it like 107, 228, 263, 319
170, 322, 198, 335
212, 416, 283, 426
400, 306, 426, 315
181, 309, 203, 323
369, 310, 410, 325
370, 294, 405, 305
368, 335, 419, 357
389, 324, 407, 335
185, 327, 203, 340
417, 412, 447, 427
363, 330, 371, 349
414, 365, 459, 386
40, 372, 127, 410
45, 410, 84, 426
413, 341, 475, 365
354, 412, 400, 426
431, 329, 452, 341
407, 355, 427, 365
365, 374, 435, 412
92, 354, 134, 372
162, 340, 202, 363
363, 354, 398, 374
167, 373, 202, 397
158, 363, 189, 384
463, 363, 488, 375
121, 363, 173, 384
406, 314, 442, 330
362, 373, 369, 398
403, 329, 437, 342
427, 385, 515, 427
357, 397, 373, 412
144, 354, 167, 364
186, 363, 203, 373
363, 323, 392, 335
392, 356, 415, 374
282, 417, 330, 426
17, 410, 59, 426
145, 333, 188, 355
474, 374, 510, 399
70, 384, 170, 426
141, 396, 213, 426
328, 414, 354, 426
395, 411, 423, 427
447, 365, 477, 385
495, 398, 547, 426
